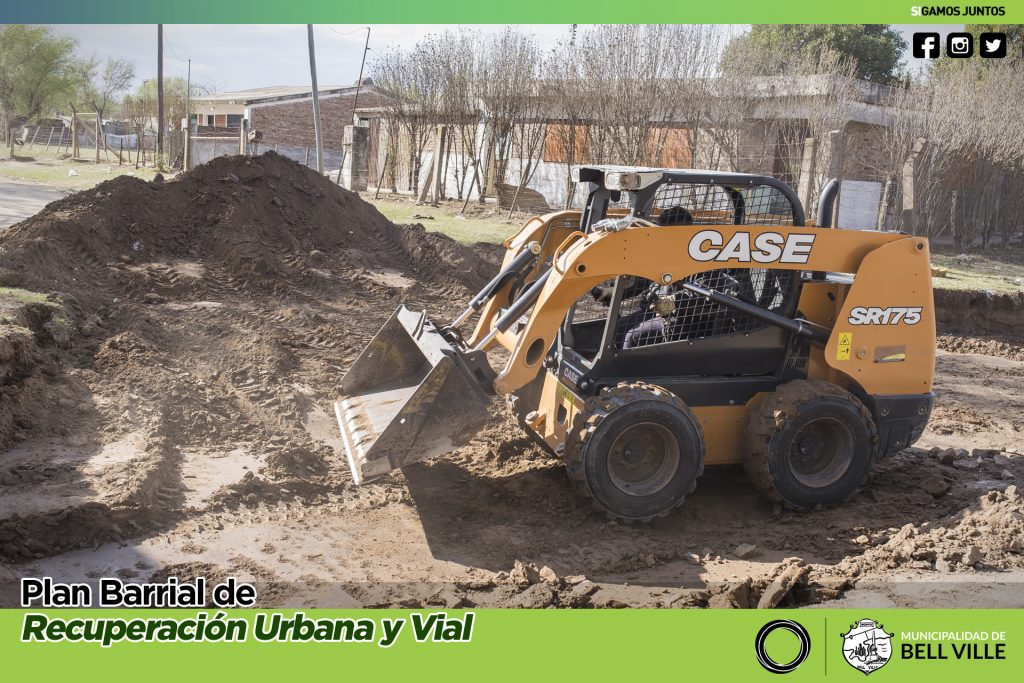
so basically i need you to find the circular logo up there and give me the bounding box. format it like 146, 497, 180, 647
755, 620, 811, 674
841, 619, 893, 675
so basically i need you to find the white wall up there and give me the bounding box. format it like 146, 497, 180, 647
838, 180, 882, 230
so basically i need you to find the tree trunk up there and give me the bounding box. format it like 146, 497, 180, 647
3, 111, 12, 159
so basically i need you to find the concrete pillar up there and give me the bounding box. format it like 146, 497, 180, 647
796, 137, 816, 218
341, 125, 368, 191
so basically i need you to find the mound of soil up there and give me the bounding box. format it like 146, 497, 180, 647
0, 294, 71, 451
0, 152, 493, 308
3, 153, 1023, 608
831, 485, 1024, 576
0, 153, 499, 565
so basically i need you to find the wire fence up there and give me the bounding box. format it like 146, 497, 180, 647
16, 124, 73, 153
252, 139, 344, 172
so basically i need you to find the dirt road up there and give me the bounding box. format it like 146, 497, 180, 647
1, 154, 1021, 609
0, 179, 68, 231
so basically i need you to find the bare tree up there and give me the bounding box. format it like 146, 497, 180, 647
707, 37, 858, 220
371, 41, 444, 194
474, 29, 542, 198
82, 58, 136, 121
542, 38, 594, 203
416, 30, 478, 200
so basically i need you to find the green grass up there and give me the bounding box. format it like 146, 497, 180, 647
0, 287, 71, 337
364, 196, 519, 245
931, 250, 1024, 294
0, 287, 50, 306
0, 145, 161, 190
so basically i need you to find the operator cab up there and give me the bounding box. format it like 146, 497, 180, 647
561, 166, 810, 406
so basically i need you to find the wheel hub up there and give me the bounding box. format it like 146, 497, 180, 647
787, 416, 855, 488
607, 422, 680, 497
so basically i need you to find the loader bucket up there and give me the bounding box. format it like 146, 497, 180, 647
334, 305, 492, 484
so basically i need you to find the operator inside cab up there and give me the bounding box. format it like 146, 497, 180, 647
591, 205, 696, 349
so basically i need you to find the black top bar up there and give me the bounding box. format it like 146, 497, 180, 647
575, 165, 806, 228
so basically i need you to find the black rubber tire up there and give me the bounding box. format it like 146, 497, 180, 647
744, 380, 878, 508
565, 382, 704, 523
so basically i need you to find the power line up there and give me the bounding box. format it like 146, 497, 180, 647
162, 32, 188, 63
324, 25, 371, 38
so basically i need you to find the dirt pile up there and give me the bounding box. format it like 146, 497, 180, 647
0, 152, 498, 565
3, 152, 1024, 608
0, 152, 493, 307
937, 334, 1024, 362
830, 485, 1024, 576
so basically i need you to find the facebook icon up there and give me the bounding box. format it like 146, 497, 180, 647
913, 32, 941, 59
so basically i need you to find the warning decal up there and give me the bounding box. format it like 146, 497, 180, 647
836, 332, 852, 360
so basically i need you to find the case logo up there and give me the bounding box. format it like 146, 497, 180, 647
688, 230, 816, 264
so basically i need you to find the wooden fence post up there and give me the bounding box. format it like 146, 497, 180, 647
432, 125, 445, 205
373, 150, 390, 201
44, 127, 54, 152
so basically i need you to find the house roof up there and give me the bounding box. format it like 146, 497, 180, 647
193, 83, 372, 106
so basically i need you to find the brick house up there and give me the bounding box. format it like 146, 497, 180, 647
190, 81, 389, 145
189, 81, 391, 170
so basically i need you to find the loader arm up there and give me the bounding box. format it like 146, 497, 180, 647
485, 224, 934, 398
467, 210, 581, 348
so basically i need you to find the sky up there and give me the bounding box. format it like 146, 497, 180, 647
52, 25, 574, 92
51, 24, 963, 94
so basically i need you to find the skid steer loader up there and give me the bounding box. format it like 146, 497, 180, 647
336, 166, 934, 521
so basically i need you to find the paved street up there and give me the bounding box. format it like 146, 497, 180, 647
0, 179, 69, 230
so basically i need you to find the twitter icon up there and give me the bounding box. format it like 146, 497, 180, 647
980, 32, 1007, 58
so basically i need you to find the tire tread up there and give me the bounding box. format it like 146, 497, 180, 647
743, 379, 878, 507
565, 381, 704, 523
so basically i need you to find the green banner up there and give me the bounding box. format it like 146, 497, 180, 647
4, 608, 1021, 680
1, 1, 1022, 24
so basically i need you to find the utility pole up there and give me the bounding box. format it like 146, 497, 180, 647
185, 58, 191, 168
157, 24, 165, 170
336, 27, 371, 185
185, 58, 191, 132
351, 27, 371, 121
307, 24, 324, 174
